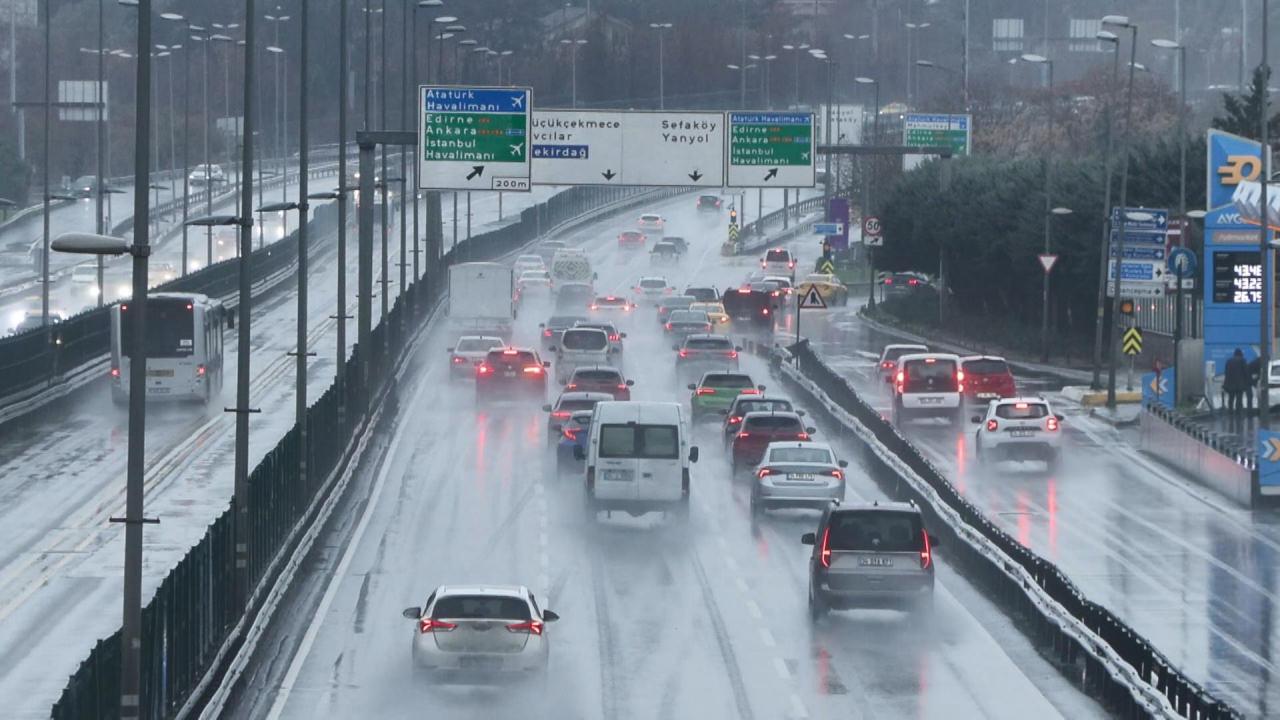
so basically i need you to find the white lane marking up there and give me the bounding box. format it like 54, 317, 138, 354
264, 362, 434, 720
537, 482, 551, 599
773, 657, 792, 680
745, 598, 763, 620
723, 554, 741, 574
758, 628, 777, 648
789, 693, 809, 719
735, 577, 750, 594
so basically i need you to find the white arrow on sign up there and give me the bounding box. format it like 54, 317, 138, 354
799, 285, 828, 310
1038, 253, 1058, 273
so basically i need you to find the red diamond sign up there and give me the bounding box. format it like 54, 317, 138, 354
1038, 254, 1059, 273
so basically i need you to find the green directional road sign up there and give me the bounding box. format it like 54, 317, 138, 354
419, 85, 532, 192
903, 113, 971, 171
725, 112, 815, 188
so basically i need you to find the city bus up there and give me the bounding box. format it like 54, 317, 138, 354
109, 292, 226, 405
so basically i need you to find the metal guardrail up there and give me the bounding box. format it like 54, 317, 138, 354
730, 196, 825, 256
775, 340, 1239, 720
48, 183, 669, 720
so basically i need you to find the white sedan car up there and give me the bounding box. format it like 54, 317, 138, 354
634, 276, 672, 303
750, 441, 848, 516
403, 585, 559, 681
517, 269, 554, 295
637, 213, 665, 235
514, 254, 545, 276
972, 397, 1064, 470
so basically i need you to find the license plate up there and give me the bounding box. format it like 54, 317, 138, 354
147, 369, 175, 377
976, 393, 997, 399
858, 557, 893, 567
1010, 430, 1034, 438
459, 656, 501, 669
786, 473, 817, 481
918, 397, 943, 405
601, 469, 634, 482
503, 370, 517, 378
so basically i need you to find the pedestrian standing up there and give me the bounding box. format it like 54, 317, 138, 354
1248, 355, 1263, 413
1224, 348, 1249, 415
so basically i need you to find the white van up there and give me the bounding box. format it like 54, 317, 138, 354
576, 401, 699, 522
550, 248, 594, 286
552, 327, 612, 383
891, 353, 964, 425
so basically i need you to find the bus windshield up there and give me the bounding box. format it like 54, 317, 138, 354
121, 298, 195, 358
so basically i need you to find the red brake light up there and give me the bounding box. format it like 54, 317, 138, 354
828, 468, 844, 480
920, 530, 932, 570
820, 527, 831, 568
762, 308, 770, 315
502, 348, 519, 355
696, 388, 716, 395
757, 468, 775, 478
728, 415, 743, 425
956, 370, 965, 383
986, 419, 998, 432
419, 618, 457, 633
551, 410, 571, 419
477, 365, 492, 375
797, 432, 810, 440
523, 366, 544, 375
590, 304, 599, 310
908, 279, 920, 286
609, 334, 620, 341
739, 388, 760, 395
883, 278, 894, 285
665, 322, 673, 330
678, 349, 689, 358
566, 383, 578, 389
738, 288, 751, 294
543, 329, 553, 337
197, 364, 206, 376
728, 350, 738, 359
606, 296, 617, 301
924, 358, 936, 364
110, 367, 120, 378
1047, 416, 1060, 431
881, 361, 894, 368
617, 383, 628, 390
452, 356, 466, 364
562, 426, 580, 441
1015, 402, 1029, 409
506, 619, 544, 636
736, 432, 750, 439
788, 260, 795, 268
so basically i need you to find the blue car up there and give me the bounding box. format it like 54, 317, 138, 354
555, 410, 594, 475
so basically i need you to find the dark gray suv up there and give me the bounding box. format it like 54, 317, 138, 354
801, 501, 938, 620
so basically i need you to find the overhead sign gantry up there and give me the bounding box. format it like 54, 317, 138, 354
530, 110, 725, 187
418, 85, 532, 192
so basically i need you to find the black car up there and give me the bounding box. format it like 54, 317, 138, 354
664, 236, 689, 254
721, 287, 775, 328
540, 314, 588, 349
696, 194, 722, 212
476, 347, 550, 402
650, 241, 681, 266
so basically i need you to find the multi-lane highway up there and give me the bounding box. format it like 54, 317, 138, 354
220, 192, 1102, 720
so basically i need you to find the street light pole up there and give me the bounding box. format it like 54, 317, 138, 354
95, 0, 106, 301
337, 0, 350, 399
1260, 0, 1272, 427
296, 0, 311, 486
856, 76, 879, 307
1022, 54, 1056, 362
39, 0, 48, 326
650, 23, 672, 110
1105, 16, 1139, 409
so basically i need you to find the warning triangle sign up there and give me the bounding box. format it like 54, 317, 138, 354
799, 285, 828, 310
1038, 254, 1059, 273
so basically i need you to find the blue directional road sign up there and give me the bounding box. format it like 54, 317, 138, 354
1109, 242, 1166, 260
1111, 206, 1169, 231
1141, 370, 1175, 408
1108, 259, 1164, 281
1258, 429, 1280, 491
813, 222, 844, 236
1168, 247, 1197, 279
1109, 228, 1167, 247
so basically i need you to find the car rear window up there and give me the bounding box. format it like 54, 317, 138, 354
598, 424, 680, 459
704, 374, 752, 388
903, 358, 958, 392
995, 403, 1049, 419
661, 297, 694, 310
884, 346, 927, 362
743, 416, 803, 432
765, 249, 791, 261
686, 337, 732, 350
737, 399, 793, 414
487, 350, 536, 366
769, 447, 832, 464
827, 511, 923, 552
456, 338, 501, 353
520, 270, 550, 280
621, 230, 643, 238
685, 288, 718, 301
596, 296, 628, 306
640, 278, 667, 289
573, 369, 621, 383
558, 398, 604, 413
669, 310, 710, 324
561, 329, 608, 351
963, 358, 1009, 375
548, 315, 587, 329
433, 595, 530, 621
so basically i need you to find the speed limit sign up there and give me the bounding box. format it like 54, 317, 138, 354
862, 216, 882, 237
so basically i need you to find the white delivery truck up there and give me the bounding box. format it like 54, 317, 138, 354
448, 262, 516, 338
550, 248, 595, 287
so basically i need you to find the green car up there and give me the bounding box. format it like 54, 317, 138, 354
688, 371, 762, 420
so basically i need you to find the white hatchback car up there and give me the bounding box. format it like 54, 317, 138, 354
750, 441, 848, 516
972, 397, 1064, 469
634, 276, 672, 303
637, 213, 665, 235
891, 353, 963, 425
514, 254, 546, 275
877, 343, 929, 385
403, 585, 559, 681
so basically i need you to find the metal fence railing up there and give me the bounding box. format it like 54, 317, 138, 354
731, 195, 825, 256
777, 340, 1239, 720
48, 183, 671, 720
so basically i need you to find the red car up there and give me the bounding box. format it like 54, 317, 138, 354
730, 411, 814, 474
618, 230, 647, 249
476, 347, 549, 402
563, 365, 633, 401
960, 355, 1017, 404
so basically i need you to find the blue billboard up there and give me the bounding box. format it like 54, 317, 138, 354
1203, 129, 1267, 374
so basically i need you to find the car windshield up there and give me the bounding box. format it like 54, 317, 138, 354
686, 337, 732, 350
640, 278, 667, 289
768, 447, 832, 464
641, 214, 660, 221
598, 424, 679, 459
737, 399, 793, 414
765, 249, 790, 262
561, 329, 608, 351
743, 416, 803, 432
964, 358, 1010, 375
995, 403, 1050, 419
669, 310, 709, 324
573, 369, 621, 383
456, 338, 501, 353
827, 511, 924, 552
903, 358, 957, 392
432, 595, 530, 621
704, 374, 752, 388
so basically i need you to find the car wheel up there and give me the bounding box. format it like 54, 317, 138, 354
974, 435, 986, 463
730, 457, 739, 478
749, 491, 763, 518
671, 497, 690, 525
808, 583, 828, 622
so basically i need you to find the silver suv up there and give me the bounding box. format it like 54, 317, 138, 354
801, 501, 938, 620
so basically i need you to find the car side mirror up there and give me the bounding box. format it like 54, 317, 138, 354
687, 383, 697, 391
928, 533, 941, 548
573, 445, 586, 461
971, 415, 983, 423
800, 532, 816, 546
542, 609, 560, 623
837, 459, 849, 468
1055, 414, 1064, 422
402, 606, 422, 619
543, 360, 551, 368
672, 344, 680, 351
593, 272, 599, 280
548, 347, 557, 353
796, 410, 806, 417
805, 426, 816, 435
538, 323, 545, 328
620, 332, 627, 338
541, 404, 552, 412
625, 379, 635, 386
735, 346, 743, 352
758, 385, 767, 392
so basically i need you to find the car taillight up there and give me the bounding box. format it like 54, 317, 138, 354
477, 365, 492, 375
908, 279, 920, 286
736, 432, 750, 439
590, 304, 599, 310
197, 364, 206, 376
919, 530, 932, 570
881, 361, 894, 369
678, 349, 689, 358
883, 278, 894, 285
566, 383, 578, 390
562, 426, 580, 441
452, 356, 466, 364
820, 527, 831, 568
419, 618, 457, 634
757, 468, 776, 478
728, 416, 742, 425
828, 469, 844, 480
728, 351, 738, 359
896, 371, 905, 384
796, 432, 810, 440
609, 334, 620, 341
1047, 416, 1060, 431
551, 411, 571, 419
762, 308, 770, 315
696, 388, 716, 395
956, 370, 965, 383
503, 348, 518, 355
665, 322, 673, 330
543, 329, 553, 337
506, 620, 544, 636
986, 419, 998, 432
524, 366, 544, 375
788, 260, 796, 268
110, 367, 120, 378
617, 384, 628, 390
738, 287, 751, 293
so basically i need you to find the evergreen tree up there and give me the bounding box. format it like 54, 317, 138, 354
1213, 66, 1280, 139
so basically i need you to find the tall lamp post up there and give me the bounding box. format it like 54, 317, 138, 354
781, 43, 808, 107
649, 22, 672, 110
1151, 39, 1187, 220
1090, 29, 1121, 389
1102, 14, 1140, 409
560, 38, 587, 108
904, 22, 931, 106
1259, 0, 1272, 426
856, 76, 880, 306
1020, 53, 1057, 361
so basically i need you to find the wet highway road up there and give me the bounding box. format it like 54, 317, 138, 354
232, 192, 1101, 720
788, 247, 1280, 716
